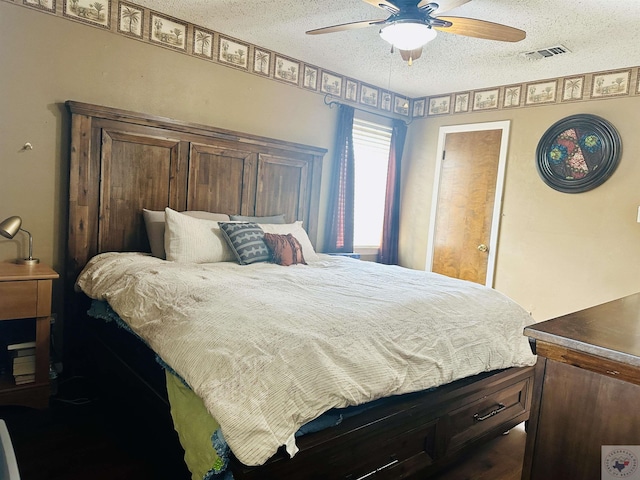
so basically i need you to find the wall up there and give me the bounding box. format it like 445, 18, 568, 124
400, 95, 640, 321
0, 6, 340, 256
0, 3, 338, 337
3, 1, 640, 334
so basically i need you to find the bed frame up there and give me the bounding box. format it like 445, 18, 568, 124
65, 101, 535, 480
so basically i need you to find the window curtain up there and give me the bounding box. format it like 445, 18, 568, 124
378, 119, 407, 265
324, 105, 355, 253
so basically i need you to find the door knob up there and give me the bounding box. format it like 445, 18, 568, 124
477, 244, 488, 252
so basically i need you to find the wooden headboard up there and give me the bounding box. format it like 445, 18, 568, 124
66, 101, 326, 286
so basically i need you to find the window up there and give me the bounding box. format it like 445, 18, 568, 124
352, 116, 392, 251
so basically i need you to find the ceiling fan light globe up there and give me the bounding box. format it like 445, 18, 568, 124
379, 22, 437, 51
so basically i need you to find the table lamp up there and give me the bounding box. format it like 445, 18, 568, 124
0, 216, 39, 265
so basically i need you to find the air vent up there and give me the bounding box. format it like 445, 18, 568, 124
521, 45, 571, 60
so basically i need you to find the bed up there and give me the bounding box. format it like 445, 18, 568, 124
64, 101, 536, 480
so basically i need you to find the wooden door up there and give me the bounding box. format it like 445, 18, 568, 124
426, 122, 510, 286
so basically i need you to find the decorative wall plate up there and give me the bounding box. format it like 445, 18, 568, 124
536, 114, 621, 193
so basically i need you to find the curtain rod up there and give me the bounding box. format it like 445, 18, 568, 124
323, 94, 412, 126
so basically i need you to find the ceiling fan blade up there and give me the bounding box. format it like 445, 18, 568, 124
361, 0, 400, 12
399, 47, 423, 65
306, 19, 386, 35
434, 16, 526, 42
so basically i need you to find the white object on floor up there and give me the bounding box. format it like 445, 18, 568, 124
0, 419, 21, 480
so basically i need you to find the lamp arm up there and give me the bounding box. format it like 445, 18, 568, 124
20, 227, 34, 260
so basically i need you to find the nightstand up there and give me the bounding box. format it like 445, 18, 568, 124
0, 262, 58, 408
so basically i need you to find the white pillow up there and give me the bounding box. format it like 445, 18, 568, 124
143, 209, 230, 259
259, 221, 319, 262
164, 208, 235, 263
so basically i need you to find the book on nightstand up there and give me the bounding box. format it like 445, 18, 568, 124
12, 347, 36, 358
13, 356, 35, 375
7, 341, 36, 352
14, 374, 36, 385
7, 341, 37, 385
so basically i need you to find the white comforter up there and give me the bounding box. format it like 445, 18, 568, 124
76, 252, 536, 466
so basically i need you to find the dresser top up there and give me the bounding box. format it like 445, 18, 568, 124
524, 292, 640, 365
0, 262, 59, 281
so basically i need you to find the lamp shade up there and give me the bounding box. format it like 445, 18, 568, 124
0, 216, 38, 264
379, 22, 437, 51
0, 216, 22, 239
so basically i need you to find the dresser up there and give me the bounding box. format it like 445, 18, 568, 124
522, 292, 640, 480
0, 262, 58, 408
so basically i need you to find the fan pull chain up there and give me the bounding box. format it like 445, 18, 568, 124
387, 47, 393, 91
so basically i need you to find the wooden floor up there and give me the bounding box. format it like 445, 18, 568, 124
0, 376, 526, 480
430, 424, 526, 480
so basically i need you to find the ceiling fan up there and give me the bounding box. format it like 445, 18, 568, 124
306, 0, 526, 65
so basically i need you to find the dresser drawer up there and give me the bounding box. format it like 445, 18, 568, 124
0, 281, 38, 320
444, 377, 531, 453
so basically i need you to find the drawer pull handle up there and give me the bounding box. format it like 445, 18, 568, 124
474, 403, 506, 422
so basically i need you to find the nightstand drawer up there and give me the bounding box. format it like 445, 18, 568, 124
0, 281, 38, 320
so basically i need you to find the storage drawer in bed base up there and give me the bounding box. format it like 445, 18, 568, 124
232, 365, 535, 480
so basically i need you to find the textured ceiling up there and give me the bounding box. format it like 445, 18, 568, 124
132, 0, 640, 98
